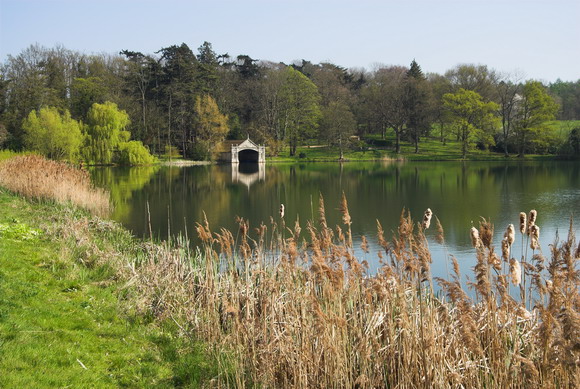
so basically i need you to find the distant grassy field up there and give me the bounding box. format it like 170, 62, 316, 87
269, 137, 556, 162
268, 120, 580, 162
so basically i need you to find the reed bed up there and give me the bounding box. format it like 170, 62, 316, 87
0, 155, 110, 216
129, 197, 580, 388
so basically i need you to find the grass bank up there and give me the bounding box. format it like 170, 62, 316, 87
0, 189, 217, 387
268, 137, 560, 163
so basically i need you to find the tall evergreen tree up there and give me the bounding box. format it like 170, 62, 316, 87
404, 60, 431, 152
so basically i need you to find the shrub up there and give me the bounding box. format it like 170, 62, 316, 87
116, 141, 156, 165
163, 145, 182, 159
188, 141, 212, 161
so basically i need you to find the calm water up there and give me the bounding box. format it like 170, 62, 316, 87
91, 161, 580, 278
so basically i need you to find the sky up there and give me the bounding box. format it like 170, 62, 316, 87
1, 0, 578, 82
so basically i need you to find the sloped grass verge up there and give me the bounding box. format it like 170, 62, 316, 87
0, 189, 216, 388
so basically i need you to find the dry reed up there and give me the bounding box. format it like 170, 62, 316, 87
125, 197, 579, 388
0, 155, 110, 216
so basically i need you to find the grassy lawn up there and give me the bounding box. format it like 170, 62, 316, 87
267, 120, 579, 162
0, 190, 215, 388
268, 137, 554, 162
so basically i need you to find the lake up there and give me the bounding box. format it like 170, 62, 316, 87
90, 161, 580, 279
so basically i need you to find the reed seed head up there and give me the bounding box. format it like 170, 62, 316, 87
501, 236, 510, 261
435, 216, 445, 245
519, 212, 527, 234
505, 224, 515, 245
422, 208, 432, 229
470, 226, 481, 248
479, 218, 493, 249
510, 258, 521, 286
339, 192, 351, 226
530, 224, 540, 250
529, 209, 537, 225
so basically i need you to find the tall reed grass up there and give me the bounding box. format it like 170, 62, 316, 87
129, 195, 579, 388
0, 155, 110, 216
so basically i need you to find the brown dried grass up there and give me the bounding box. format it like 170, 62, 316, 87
0, 155, 110, 216
127, 196, 579, 388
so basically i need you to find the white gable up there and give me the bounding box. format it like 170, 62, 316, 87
237, 138, 258, 149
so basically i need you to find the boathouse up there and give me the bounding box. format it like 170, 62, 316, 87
220, 138, 266, 163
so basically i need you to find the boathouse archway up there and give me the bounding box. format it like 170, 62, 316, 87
230, 138, 265, 163
238, 148, 260, 162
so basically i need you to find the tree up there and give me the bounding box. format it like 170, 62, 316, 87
496, 77, 521, 156
83, 101, 131, 164
192, 94, 229, 160
404, 60, 432, 153
445, 64, 499, 102
513, 81, 559, 157
256, 65, 287, 152
427, 73, 453, 143
320, 101, 356, 159
363, 66, 408, 153
196, 41, 219, 94
567, 127, 580, 156
120, 50, 157, 143
157, 44, 199, 156
279, 67, 321, 156
70, 77, 108, 119
549, 79, 580, 120
443, 89, 499, 158
22, 107, 83, 161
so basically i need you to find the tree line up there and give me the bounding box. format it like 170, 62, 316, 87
1, 42, 579, 161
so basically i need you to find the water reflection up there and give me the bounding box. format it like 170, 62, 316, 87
231, 162, 265, 189
91, 161, 580, 279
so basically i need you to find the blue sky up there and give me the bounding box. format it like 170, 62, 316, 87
1, 0, 578, 82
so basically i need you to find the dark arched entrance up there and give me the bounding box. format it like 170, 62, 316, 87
238, 149, 259, 162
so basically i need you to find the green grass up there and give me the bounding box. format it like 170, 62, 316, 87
0, 190, 216, 388
0, 150, 32, 162
267, 137, 554, 163
267, 120, 580, 162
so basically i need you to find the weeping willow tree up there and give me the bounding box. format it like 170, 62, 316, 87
83, 101, 155, 165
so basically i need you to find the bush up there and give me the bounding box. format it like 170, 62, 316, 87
116, 141, 156, 166
568, 127, 580, 155
163, 145, 182, 159
188, 141, 212, 161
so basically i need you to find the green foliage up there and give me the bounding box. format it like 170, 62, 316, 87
565, 127, 580, 156
191, 94, 229, 160
0, 149, 30, 162
0, 124, 8, 148
22, 107, 83, 161
163, 144, 182, 159
513, 81, 559, 157
70, 77, 107, 119
549, 79, 580, 120
279, 67, 322, 156
443, 89, 499, 158
116, 141, 157, 165
405, 60, 431, 152
83, 102, 130, 164
1, 42, 577, 160
320, 101, 356, 158
189, 140, 212, 161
